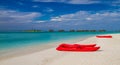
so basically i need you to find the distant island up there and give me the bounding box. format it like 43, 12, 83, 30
23, 29, 106, 32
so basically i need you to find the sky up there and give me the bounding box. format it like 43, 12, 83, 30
0, 0, 120, 31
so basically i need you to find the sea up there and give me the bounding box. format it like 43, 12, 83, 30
0, 32, 117, 50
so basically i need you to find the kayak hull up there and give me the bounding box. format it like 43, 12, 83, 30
56, 44, 100, 52
96, 35, 112, 38
59, 43, 96, 47
56, 47, 100, 51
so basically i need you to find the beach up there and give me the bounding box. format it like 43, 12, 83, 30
0, 34, 120, 65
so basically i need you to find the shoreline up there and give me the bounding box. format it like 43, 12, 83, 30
0, 35, 89, 61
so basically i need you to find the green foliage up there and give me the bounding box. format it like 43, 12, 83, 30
99, 30, 106, 32
24, 30, 42, 32
58, 30, 65, 32
48, 29, 54, 32
23, 29, 106, 32
69, 30, 75, 32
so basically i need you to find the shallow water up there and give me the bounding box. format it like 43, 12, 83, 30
0, 32, 116, 51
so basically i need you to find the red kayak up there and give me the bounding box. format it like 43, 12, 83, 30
56, 44, 100, 52
74, 44, 96, 47
56, 46, 100, 52
58, 43, 96, 48
96, 35, 112, 38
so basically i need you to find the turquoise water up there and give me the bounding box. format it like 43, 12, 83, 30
0, 32, 117, 50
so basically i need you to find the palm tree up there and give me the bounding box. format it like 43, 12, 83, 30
58, 30, 65, 32
84, 30, 89, 32
99, 30, 106, 32
90, 30, 96, 32
49, 29, 54, 32
69, 29, 75, 32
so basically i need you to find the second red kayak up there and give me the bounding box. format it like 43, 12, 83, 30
58, 43, 96, 48
96, 35, 112, 38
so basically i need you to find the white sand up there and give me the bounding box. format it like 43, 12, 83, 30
0, 34, 120, 65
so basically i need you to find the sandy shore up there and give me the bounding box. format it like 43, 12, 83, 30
0, 36, 87, 60
0, 34, 120, 65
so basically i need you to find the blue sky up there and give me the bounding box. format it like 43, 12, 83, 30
0, 0, 120, 31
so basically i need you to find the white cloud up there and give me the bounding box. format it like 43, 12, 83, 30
35, 20, 46, 23
34, 0, 55, 2
50, 10, 120, 22
86, 17, 92, 20
33, 0, 120, 6
33, 0, 99, 4
46, 10, 120, 31
68, 0, 99, 4
50, 11, 90, 22
0, 10, 41, 23
51, 18, 62, 21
